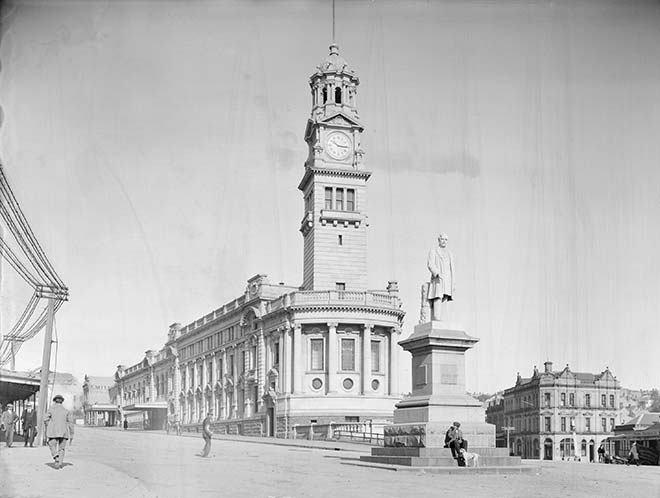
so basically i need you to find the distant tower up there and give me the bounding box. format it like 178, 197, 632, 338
299, 44, 370, 291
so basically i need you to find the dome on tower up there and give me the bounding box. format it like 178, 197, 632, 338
316, 44, 355, 75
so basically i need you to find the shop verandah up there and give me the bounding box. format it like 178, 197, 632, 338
0, 369, 40, 443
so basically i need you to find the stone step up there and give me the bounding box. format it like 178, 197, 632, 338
360, 454, 522, 467
344, 461, 539, 475
372, 447, 511, 457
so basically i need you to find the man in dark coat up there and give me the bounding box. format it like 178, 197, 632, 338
44, 394, 75, 469
21, 402, 38, 447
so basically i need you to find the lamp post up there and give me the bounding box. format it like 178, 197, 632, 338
503, 426, 516, 454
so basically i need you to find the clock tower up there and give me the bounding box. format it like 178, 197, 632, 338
299, 44, 371, 291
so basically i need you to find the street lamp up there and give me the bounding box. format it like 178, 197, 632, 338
503, 426, 516, 453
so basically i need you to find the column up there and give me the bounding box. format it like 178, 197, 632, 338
327, 322, 338, 393
210, 353, 216, 418
362, 324, 373, 395
389, 328, 400, 395
293, 324, 302, 394
282, 328, 292, 394
257, 333, 265, 412
222, 349, 228, 419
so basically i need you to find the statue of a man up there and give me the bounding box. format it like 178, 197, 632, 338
427, 233, 455, 321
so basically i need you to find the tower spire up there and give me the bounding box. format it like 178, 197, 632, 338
332, 0, 336, 43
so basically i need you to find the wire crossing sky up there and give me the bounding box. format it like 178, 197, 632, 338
1, 0, 659, 393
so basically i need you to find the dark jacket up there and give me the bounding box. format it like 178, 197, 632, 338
21, 409, 37, 430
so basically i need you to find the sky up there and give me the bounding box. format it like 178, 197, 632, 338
1, 0, 659, 394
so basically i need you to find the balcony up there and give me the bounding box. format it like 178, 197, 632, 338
319, 208, 364, 228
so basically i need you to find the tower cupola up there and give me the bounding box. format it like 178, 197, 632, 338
309, 44, 360, 121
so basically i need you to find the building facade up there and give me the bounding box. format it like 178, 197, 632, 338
112, 45, 405, 437
82, 375, 119, 426
486, 361, 623, 461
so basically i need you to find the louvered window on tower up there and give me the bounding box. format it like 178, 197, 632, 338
325, 187, 333, 209
335, 87, 342, 104
335, 189, 343, 210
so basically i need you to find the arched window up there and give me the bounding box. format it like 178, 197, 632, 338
322, 87, 328, 104
335, 87, 342, 104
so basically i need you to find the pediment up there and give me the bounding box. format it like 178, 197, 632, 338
319, 112, 363, 129
557, 367, 576, 381
595, 369, 616, 384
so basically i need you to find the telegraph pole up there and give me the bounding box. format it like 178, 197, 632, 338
36, 298, 55, 444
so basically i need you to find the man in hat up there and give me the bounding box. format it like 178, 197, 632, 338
1, 404, 19, 447
21, 401, 38, 447
44, 394, 74, 469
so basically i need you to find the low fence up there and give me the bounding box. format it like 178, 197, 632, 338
291, 421, 385, 445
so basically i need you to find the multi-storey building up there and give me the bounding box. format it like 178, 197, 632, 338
486, 361, 622, 461
112, 44, 405, 437
82, 375, 119, 426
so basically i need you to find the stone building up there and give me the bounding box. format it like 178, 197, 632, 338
486, 361, 623, 461
82, 375, 119, 426
112, 44, 405, 437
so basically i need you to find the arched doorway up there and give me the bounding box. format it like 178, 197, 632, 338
544, 438, 553, 460
533, 438, 540, 459
589, 440, 595, 463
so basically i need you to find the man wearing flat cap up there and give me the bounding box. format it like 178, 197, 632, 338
45, 394, 74, 469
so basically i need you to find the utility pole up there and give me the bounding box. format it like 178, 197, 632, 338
36, 298, 55, 445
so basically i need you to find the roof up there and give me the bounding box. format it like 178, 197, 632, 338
84, 376, 114, 387
623, 412, 660, 427
316, 44, 356, 76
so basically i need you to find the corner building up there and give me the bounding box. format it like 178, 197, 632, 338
486, 361, 622, 462
113, 45, 405, 437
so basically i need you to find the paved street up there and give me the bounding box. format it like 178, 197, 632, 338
1, 427, 658, 498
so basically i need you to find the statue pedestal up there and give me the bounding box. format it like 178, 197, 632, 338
383, 321, 495, 448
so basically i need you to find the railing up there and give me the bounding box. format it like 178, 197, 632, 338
291, 421, 385, 445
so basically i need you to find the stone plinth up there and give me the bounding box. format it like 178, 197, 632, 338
360, 321, 517, 468
383, 321, 495, 448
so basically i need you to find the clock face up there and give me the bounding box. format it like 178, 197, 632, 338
326, 132, 352, 160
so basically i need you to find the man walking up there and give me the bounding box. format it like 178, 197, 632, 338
44, 394, 74, 469
1, 405, 18, 447
201, 411, 213, 457
21, 402, 38, 447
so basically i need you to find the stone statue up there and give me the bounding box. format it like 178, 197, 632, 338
425, 233, 454, 321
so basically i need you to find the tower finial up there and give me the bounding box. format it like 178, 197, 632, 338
332, 0, 336, 42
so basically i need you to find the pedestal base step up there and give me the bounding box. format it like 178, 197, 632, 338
360, 446, 522, 468
344, 460, 539, 475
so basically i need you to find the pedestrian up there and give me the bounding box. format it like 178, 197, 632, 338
200, 411, 213, 457
123, 418, 128, 430
627, 441, 640, 466
44, 394, 74, 469
597, 442, 606, 463
21, 402, 38, 447
449, 421, 468, 466
1, 404, 18, 447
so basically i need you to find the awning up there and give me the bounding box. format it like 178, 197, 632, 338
0, 369, 40, 407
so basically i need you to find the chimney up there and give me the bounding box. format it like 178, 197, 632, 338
544, 360, 553, 373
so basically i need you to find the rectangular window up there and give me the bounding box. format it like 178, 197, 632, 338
544, 393, 551, 408
310, 338, 324, 370
601, 394, 606, 407
601, 418, 607, 433
218, 359, 223, 378
341, 338, 356, 371
336, 282, 346, 291
610, 418, 615, 431
569, 393, 575, 406
273, 342, 280, 365
325, 187, 333, 209
371, 340, 380, 372
570, 417, 575, 431
230, 355, 235, 376
585, 394, 591, 407
346, 189, 355, 211
586, 418, 591, 432
561, 417, 566, 432
338, 234, 343, 246
609, 394, 615, 408
335, 188, 344, 210
208, 361, 213, 385
560, 393, 566, 407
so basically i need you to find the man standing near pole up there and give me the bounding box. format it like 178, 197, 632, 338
44, 394, 74, 469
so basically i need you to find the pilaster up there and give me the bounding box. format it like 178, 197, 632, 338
293, 324, 302, 394
327, 322, 338, 393
362, 323, 373, 395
